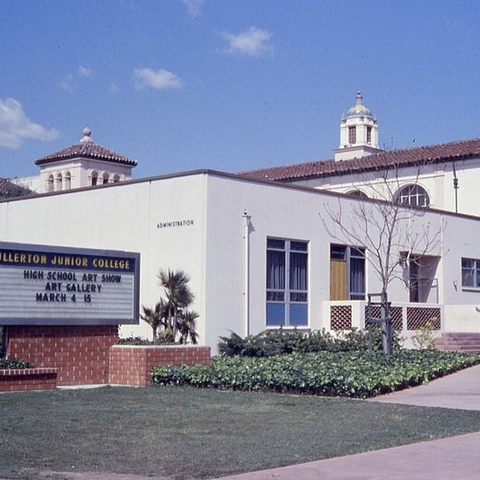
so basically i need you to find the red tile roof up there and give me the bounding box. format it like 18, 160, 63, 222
0, 178, 33, 199
239, 137, 480, 182
35, 142, 138, 167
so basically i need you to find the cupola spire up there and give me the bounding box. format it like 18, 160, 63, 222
79, 125, 93, 144
334, 92, 383, 161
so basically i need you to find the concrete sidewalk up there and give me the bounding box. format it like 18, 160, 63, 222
218, 364, 480, 480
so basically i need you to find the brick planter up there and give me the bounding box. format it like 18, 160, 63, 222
0, 368, 57, 392
7, 325, 118, 386
109, 345, 211, 386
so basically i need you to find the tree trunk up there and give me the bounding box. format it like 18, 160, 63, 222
381, 289, 392, 355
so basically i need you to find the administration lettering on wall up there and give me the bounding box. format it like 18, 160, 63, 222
0, 243, 140, 325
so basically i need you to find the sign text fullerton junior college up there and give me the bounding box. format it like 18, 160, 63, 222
0, 243, 140, 325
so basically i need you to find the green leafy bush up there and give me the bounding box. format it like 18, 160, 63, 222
218, 328, 401, 357
411, 320, 437, 350
152, 350, 480, 398
0, 357, 35, 369
118, 336, 157, 346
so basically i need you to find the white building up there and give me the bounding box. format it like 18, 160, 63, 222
243, 93, 480, 217
3, 94, 480, 352
1, 169, 480, 352
11, 126, 137, 193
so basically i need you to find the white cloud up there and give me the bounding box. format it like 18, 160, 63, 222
78, 65, 94, 77
0, 98, 59, 149
181, 0, 203, 17
133, 68, 183, 91
59, 66, 94, 90
222, 27, 273, 57
59, 73, 74, 91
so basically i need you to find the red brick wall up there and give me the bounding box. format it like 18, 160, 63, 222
109, 345, 211, 386
0, 368, 57, 392
7, 325, 118, 386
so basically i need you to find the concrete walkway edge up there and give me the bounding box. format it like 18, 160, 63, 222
218, 364, 480, 480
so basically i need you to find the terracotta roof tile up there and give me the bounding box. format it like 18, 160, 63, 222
35, 142, 138, 167
0, 179, 33, 199
239, 137, 480, 182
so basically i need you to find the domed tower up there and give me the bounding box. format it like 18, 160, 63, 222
34, 126, 138, 193
334, 92, 382, 161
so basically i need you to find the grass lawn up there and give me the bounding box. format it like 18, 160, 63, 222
2, 386, 480, 479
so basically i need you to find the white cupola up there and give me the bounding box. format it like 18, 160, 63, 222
34, 126, 138, 193
334, 92, 383, 161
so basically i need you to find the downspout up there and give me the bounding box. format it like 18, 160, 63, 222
242, 210, 251, 337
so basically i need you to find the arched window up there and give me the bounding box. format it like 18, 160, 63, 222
56, 173, 63, 191
347, 190, 368, 199
395, 185, 430, 207
47, 175, 54, 193
102, 172, 110, 184
65, 172, 72, 190
348, 126, 356, 144
91, 171, 99, 186
112, 174, 120, 183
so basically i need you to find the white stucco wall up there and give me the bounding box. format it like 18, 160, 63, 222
0, 174, 208, 341
1, 170, 480, 352
290, 157, 480, 218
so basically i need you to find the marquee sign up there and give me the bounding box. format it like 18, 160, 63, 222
0, 242, 140, 325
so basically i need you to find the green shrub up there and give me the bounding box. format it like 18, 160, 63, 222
411, 320, 437, 350
118, 336, 152, 346
152, 350, 480, 398
117, 335, 176, 346
0, 357, 35, 369
218, 328, 401, 357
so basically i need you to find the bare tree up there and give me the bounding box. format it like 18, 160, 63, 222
321, 164, 444, 354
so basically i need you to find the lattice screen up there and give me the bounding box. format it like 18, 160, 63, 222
406, 307, 441, 330
330, 305, 352, 330
364, 305, 403, 330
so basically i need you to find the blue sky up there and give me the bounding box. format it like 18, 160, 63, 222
1, 0, 480, 180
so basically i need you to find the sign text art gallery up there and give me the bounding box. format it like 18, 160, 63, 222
0, 243, 140, 325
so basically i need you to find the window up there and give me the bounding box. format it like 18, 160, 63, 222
102, 173, 110, 184
366, 126, 372, 144
396, 185, 430, 207
266, 238, 308, 326
46, 175, 54, 192
347, 190, 368, 199
462, 258, 480, 288
330, 245, 365, 300
65, 172, 72, 190
56, 173, 63, 191
348, 126, 356, 144
91, 171, 98, 186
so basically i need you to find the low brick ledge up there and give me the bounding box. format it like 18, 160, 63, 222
0, 368, 58, 392
0, 368, 57, 377
109, 344, 211, 387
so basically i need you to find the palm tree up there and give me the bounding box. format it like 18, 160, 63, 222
140, 301, 166, 340
178, 310, 199, 344
157, 269, 195, 340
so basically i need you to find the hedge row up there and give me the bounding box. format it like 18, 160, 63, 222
217, 328, 402, 357
0, 357, 34, 369
152, 350, 480, 398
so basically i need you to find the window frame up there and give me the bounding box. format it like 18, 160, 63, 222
462, 257, 480, 289
266, 238, 309, 327
396, 184, 430, 207
330, 244, 366, 300
348, 125, 356, 144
